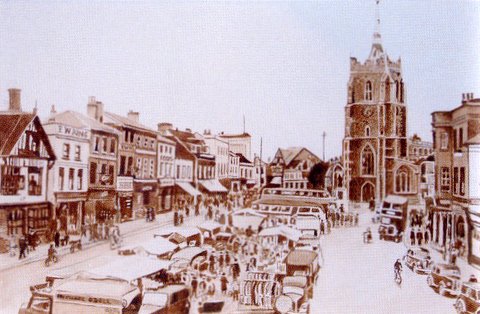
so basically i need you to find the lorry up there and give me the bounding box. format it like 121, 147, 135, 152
378, 195, 408, 243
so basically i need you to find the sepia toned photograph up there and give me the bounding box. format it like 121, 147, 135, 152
0, 1, 479, 313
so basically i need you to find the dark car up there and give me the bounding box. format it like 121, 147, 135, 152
427, 263, 461, 297
378, 224, 403, 243
403, 248, 432, 275
454, 282, 480, 314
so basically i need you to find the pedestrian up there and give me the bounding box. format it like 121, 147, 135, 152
81, 223, 87, 238
410, 230, 415, 246
173, 211, 178, 226
219, 253, 224, 269
220, 273, 228, 295
54, 230, 60, 248
207, 279, 216, 296
225, 252, 231, 265
354, 213, 359, 226
18, 236, 27, 260
320, 221, 325, 235
191, 276, 198, 298
199, 278, 207, 297
9, 235, 17, 257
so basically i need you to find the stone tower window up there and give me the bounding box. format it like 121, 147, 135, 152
365, 81, 373, 101
365, 126, 371, 137
361, 145, 375, 175
395, 165, 413, 193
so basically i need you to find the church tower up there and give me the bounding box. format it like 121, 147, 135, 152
343, 0, 408, 203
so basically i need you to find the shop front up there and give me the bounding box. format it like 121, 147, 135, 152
85, 190, 116, 224
133, 179, 158, 213
158, 178, 174, 212
116, 176, 134, 221
55, 192, 87, 233
0, 202, 52, 236
468, 204, 480, 266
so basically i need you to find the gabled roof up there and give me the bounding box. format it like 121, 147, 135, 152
236, 153, 252, 164
157, 134, 176, 145
104, 111, 155, 134
0, 112, 56, 159
169, 129, 205, 145
46, 111, 119, 134
277, 147, 320, 167
166, 135, 193, 160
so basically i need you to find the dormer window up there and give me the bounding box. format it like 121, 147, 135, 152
365, 81, 373, 101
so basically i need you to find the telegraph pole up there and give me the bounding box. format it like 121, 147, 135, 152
322, 131, 326, 161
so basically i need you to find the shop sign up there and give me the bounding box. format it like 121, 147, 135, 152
57, 124, 90, 140
159, 178, 174, 187
117, 176, 134, 191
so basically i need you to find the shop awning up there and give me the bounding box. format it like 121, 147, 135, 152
175, 182, 201, 196
199, 179, 228, 193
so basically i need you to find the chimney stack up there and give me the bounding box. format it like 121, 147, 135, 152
158, 122, 173, 134
127, 110, 139, 123
87, 97, 104, 122
8, 88, 22, 112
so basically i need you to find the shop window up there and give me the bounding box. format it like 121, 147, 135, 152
127, 157, 133, 176
120, 156, 126, 175
102, 138, 108, 153
27, 167, 42, 195
1, 166, 22, 195
90, 162, 97, 184
66, 168, 73, 190
62, 143, 70, 160
74, 145, 81, 161
440, 132, 448, 150
453, 167, 459, 195
440, 167, 450, 192
110, 139, 116, 154
59, 167, 65, 190
109, 165, 115, 184
94, 137, 100, 152
77, 169, 83, 190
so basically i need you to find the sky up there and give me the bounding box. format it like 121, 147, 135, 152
0, 1, 479, 161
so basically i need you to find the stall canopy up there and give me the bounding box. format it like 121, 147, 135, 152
232, 209, 266, 231
170, 246, 207, 263
175, 182, 201, 196
258, 225, 302, 242
285, 250, 318, 266
199, 179, 228, 193
384, 195, 408, 205
139, 238, 178, 257
198, 220, 223, 233
91, 256, 173, 282
154, 226, 201, 239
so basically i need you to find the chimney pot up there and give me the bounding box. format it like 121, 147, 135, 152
8, 88, 22, 112
127, 110, 139, 123
158, 122, 173, 133
87, 97, 104, 122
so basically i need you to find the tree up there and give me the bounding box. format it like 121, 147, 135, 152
308, 161, 330, 189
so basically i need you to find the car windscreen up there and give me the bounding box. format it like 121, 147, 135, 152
381, 217, 391, 224
142, 292, 168, 307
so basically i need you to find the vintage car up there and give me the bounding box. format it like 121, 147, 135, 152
454, 281, 480, 314
427, 263, 461, 297
403, 248, 432, 275
284, 249, 319, 299
378, 224, 403, 243
139, 284, 190, 314
274, 276, 310, 314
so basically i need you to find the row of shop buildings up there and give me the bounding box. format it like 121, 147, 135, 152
0, 90, 267, 238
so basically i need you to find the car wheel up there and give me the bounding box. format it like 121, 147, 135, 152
439, 282, 447, 296
454, 299, 465, 314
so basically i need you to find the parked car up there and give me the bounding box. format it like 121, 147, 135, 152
139, 284, 190, 314
454, 281, 480, 314
403, 248, 432, 275
274, 276, 310, 314
427, 263, 461, 297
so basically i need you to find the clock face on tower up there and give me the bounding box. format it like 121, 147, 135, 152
363, 107, 374, 118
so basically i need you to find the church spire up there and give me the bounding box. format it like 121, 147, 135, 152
369, 0, 384, 60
